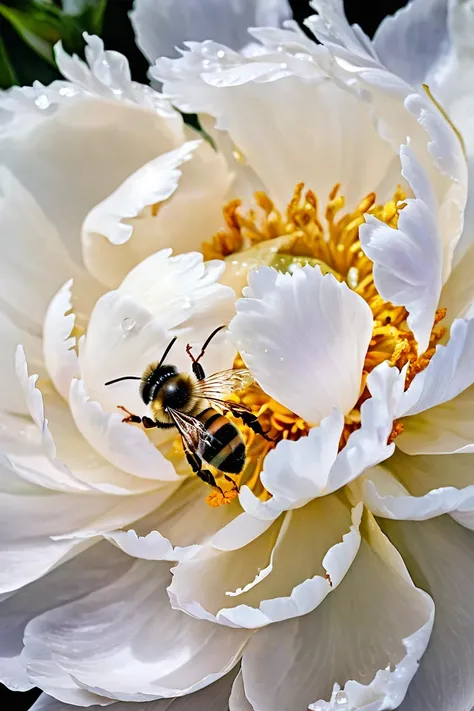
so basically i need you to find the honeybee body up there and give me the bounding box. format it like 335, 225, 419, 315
196, 407, 246, 474
105, 326, 271, 496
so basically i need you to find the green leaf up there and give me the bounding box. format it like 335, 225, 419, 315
0, 4, 62, 65
0, 32, 18, 88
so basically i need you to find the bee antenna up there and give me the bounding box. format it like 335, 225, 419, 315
157, 336, 178, 369
187, 325, 227, 364
105, 376, 141, 386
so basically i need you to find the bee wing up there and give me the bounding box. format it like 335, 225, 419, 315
167, 408, 211, 457
195, 368, 254, 399
199, 396, 253, 415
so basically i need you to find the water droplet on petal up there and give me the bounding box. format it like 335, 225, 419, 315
35, 94, 51, 110
264, 348, 268, 353
121, 317, 136, 333
280, 62, 288, 69
216, 49, 225, 59
183, 297, 193, 309
59, 86, 76, 97
280, 356, 284, 362
335, 691, 348, 706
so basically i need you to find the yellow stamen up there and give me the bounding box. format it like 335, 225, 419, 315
205, 488, 239, 507
200, 183, 446, 506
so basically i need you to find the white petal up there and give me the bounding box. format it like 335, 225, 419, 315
238, 410, 343, 520
82, 140, 232, 288
230, 265, 373, 423
43, 280, 79, 400
397, 317, 474, 417
0, 310, 43, 415
229, 672, 253, 711
373, 0, 449, 87
0, 541, 133, 693
0, 86, 183, 269
360, 145, 442, 353
104, 528, 199, 563
131, 0, 291, 63
32, 672, 237, 711
80, 252, 235, 415
153, 42, 398, 212
381, 515, 474, 711
325, 361, 405, 494
362, 451, 474, 527
397, 382, 474, 455
83, 141, 200, 246
0, 167, 79, 329
308, 0, 467, 281
241, 515, 434, 711
169, 499, 362, 629
23, 560, 249, 703
69, 379, 179, 482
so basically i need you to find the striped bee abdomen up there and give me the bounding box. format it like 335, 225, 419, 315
197, 407, 246, 474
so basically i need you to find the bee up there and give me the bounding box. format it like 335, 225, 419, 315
105, 326, 271, 495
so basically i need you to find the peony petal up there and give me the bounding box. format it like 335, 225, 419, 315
241, 515, 434, 711
23, 559, 249, 704
0, 541, 132, 693
229, 671, 253, 711
69, 379, 180, 482
0, 310, 43, 415
308, 0, 467, 282
381, 516, 474, 711
360, 144, 442, 353
372, 0, 449, 88
32, 671, 237, 710
153, 40, 398, 212
0, 82, 183, 270
81, 140, 232, 288
169, 499, 362, 629
397, 382, 474, 455
230, 265, 373, 424
397, 317, 474, 418
0, 167, 79, 330
131, 0, 291, 63
361, 451, 474, 528
43, 280, 79, 400
80, 252, 235, 415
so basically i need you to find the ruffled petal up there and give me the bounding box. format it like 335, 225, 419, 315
168, 498, 362, 629
241, 515, 434, 711
372, 0, 449, 87
361, 450, 474, 527
360, 144, 442, 353
397, 318, 474, 418
23, 560, 249, 704
307, 0, 467, 282
0, 50, 184, 270
69, 379, 180, 483
82, 140, 232, 288
131, 0, 292, 63
153, 37, 398, 212
230, 265, 373, 423
80, 251, 235, 415
381, 516, 474, 711
0, 541, 133, 693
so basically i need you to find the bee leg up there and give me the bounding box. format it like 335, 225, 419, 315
117, 406, 157, 429
183, 448, 224, 494
197, 468, 225, 495
224, 474, 240, 493
229, 408, 276, 442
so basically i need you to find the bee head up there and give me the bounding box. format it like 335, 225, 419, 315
140, 364, 178, 405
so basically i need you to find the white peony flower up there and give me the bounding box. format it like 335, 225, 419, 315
2, 3, 474, 711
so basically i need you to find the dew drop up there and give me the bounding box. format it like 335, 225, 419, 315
264, 348, 268, 353
121, 317, 136, 333
35, 94, 51, 110
280, 62, 288, 69
183, 297, 193, 309
216, 49, 226, 59
334, 690, 348, 706
202, 59, 211, 69
59, 87, 76, 97
279, 356, 284, 362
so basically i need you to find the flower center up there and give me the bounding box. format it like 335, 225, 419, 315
200, 183, 447, 506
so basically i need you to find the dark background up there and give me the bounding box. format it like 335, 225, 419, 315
0, 0, 406, 709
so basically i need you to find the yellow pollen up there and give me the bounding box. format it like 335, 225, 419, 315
201, 183, 447, 506
205, 488, 239, 507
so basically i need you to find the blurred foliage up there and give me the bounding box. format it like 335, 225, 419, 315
0, 0, 107, 88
